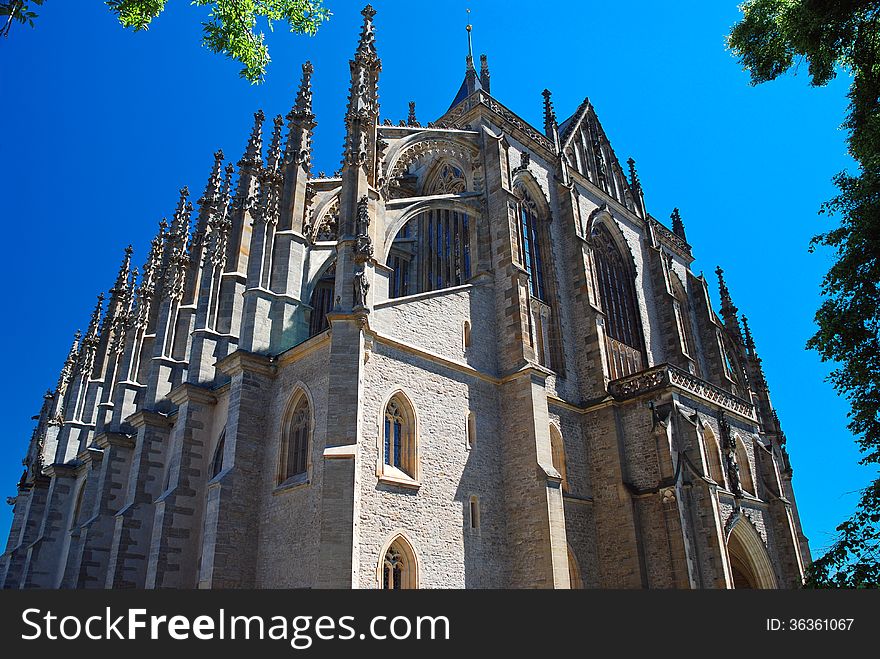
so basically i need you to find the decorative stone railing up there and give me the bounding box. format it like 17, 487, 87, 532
608, 363, 757, 421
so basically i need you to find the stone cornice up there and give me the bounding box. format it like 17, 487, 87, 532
43, 463, 78, 479
93, 431, 136, 450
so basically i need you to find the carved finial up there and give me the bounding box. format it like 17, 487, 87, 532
285, 62, 316, 172
542, 89, 557, 137
171, 187, 193, 236
407, 101, 418, 127
111, 244, 134, 297
292, 61, 314, 118
480, 53, 490, 92
670, 207, 687, 241
268, 114, 284, 171
239, 110, 265, 171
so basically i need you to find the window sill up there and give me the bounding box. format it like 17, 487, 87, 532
377, 467, 421, 490
273, 473, 310, 495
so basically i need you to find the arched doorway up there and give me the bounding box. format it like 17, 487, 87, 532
726, 519, 777, 589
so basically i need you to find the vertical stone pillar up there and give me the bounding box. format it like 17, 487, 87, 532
105, 410, 173, 588
69, 433, 135, 588
0, 479, 48, 589
21, 464, 78, 589
500, 369, 569, 588
146, 384, 216, 588
198, 352, 274, 588
316, 317, 363, 588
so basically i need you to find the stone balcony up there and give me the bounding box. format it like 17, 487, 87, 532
608, 363, 757, 423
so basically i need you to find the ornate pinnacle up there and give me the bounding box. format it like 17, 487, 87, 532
268, 114, 284, 172
542, 89, 557, 137
715, 266, 739, 321
407, 101, 418, 127
741, 315, 756, 354
356, 5, 378, 61
239, 110, 265, 171
627, 158, 641, 189
85, 293, 105, 341
480, 54, 491, 92
170, 187, 193, 236
285, 62, 316, 171
670, 207, 687, 241
199, 149, 225, 209
56, 330, 82, 392
290, 61, 314, 119
222, 163, 235, 208
112, 245, 133, 295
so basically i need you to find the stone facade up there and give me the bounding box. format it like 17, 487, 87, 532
1, 5, 809, 589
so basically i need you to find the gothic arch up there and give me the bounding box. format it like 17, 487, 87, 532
511, 170, 552, 221
549, 424, 568, 493
384, 134, 480, 193
376, 531, 420, 589
308, 191, 341, 243
276, 384, 316, 487
382, 196, 481, 262
703, 426, 726, 487
735, 435, 755, 495
306, 258, 336, 338
726, 516, 777, 589
419, 157, 469, 196
567, 544, 584, 589
376, 388, 420, 484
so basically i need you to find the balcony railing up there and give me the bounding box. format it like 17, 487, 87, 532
607, 363, 757, 422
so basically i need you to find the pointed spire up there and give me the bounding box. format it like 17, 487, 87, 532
542, 89, 557, 138
56, 330, 82, 393
112, 245, 133, 295
239, 110, 265, 172
465, 12, 475, 72
741, 315, 756, 354
715, 266, 739, 324
284, 62, 316, 174
166, 188, 194, 302
627, 158, 641, 190
268, 114, 284, 172
343, 5, 381, 174
356, 4, 378, 61
198, 149, 225, 210
671, 207, 687, 241
170, 186, 193, 236
85, 293, 105, 342
480, 54, 491, 93
222, 162, 235, 208
407, 101, 418, 127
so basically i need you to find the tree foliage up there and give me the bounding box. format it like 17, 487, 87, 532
2, 1, 329, 82
107, 1, 330, 83
729, 0, 880, 588
0, 0, 44, 38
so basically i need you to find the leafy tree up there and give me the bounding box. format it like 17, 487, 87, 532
2, 1, 330, 83
729, 0, 880, 588
1, 0, 44, 38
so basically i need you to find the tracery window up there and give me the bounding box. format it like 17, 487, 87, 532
592, 223, 644, 379
278, 394, 310, 485
388, 162, 471, 299
381, 536, 418, 589
380, 394, 418, 484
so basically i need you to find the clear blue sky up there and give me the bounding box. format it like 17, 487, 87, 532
0, 0, 871, 560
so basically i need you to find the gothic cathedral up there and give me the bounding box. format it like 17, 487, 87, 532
2, 6, 809, 589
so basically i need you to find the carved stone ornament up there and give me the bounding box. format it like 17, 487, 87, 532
353, 267, 370, 309
354, 195, 374, 263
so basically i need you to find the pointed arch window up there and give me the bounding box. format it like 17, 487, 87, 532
278, 394, 311, 486
309, 263, 336, 337
388, 161, 471, 299
592, 223, 644, 379
379, 394, 419, 486
550, 425, 568, 493
380, 536, 418, 589
518, 187, 547, 301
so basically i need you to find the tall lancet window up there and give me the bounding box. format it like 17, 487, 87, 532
379, 393, 418, 485
380, 535, 418, 589
278, 393, 311, 486
518, 187, 546, 301
309, 263, 336, 338
388, 162, 471, 298
592, 223, 644, 379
